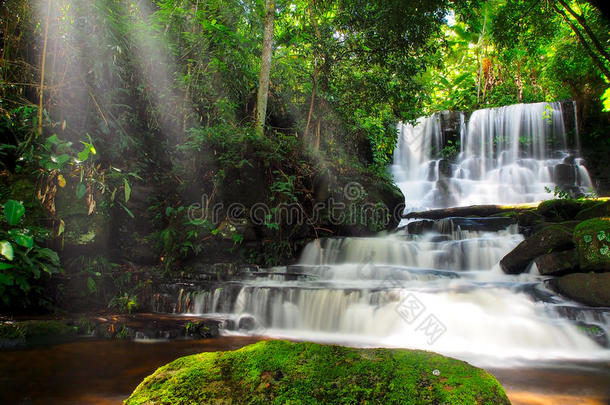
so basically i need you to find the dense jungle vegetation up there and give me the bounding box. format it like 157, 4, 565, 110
0, 0, 609, 313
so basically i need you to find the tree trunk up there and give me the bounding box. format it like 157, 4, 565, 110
255, 0, 275, 136
304, 65, 319, 140
38, 0, 52, 138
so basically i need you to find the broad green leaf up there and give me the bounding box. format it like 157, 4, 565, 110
76, 182, 86, 199
77, 148, 90, 162
36, 248, 60, 265
4, 200, 25, 225
0, 262, 14, 270
46, 134, 59, 145
0, 240, 14, 261
8, 230, 33, 249
124, 178, 131, 202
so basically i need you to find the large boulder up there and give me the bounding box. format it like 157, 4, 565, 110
549, 273, 610, 307
534, 249, 579, 276
536, 199, 599, 221
576, 200, 610, 221
125, 340, 510, 405
500, 224, 574, 274
573, 218, 610, 271
553, 163, 576, 186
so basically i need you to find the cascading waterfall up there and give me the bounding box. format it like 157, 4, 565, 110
392, 101, 593, 209
170, 101, 608, 366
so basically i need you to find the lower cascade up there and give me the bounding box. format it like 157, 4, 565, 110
164, 101, 608, 366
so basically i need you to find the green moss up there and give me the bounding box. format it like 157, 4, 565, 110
573, 217, 610, 271
537, 199, 597, 221
125, 340, 510, 405
0, 320, 77, 341
576, 201, 610, 220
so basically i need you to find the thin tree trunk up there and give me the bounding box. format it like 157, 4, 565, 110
304, 65, 318, 139
556, 0, 610, 63
553, 4, 610, 81
315, 117, 321, 151
255, 0, 275, 136
38, 0, 52, 138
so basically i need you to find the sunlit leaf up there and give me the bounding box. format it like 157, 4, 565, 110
4, 200, 25, 225
0, 240, 14, 261
124, 178, 131, 202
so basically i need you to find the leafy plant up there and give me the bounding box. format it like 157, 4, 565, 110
108, 292, 139, 314
0, 200, 61, 306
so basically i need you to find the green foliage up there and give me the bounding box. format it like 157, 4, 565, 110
108, 292, 139, 314
0, 200, 61, 307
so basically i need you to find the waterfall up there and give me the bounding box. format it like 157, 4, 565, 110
169, 101, 608, 367
392, 102, 594, 209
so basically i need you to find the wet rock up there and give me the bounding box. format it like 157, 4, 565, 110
575, 322, 608, 347
573, 218, 610, 271
500, 224, 574, 274
237, 315, 257, 330
405, 219, 435, 234
554, 163, 576, 186
534, 249, 579, 276
404, 204, 534, 220
438, 159, 453, 179
549, 272, 610, 307
436, 217, 516, 233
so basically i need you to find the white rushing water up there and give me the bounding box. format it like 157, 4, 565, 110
392, 101, 593, 209
178, 102, 608, 367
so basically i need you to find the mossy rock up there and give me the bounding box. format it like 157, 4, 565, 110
549, 272, 610, 307
500, 223, 575, 274
125, 340, 510, 405
0, 320, 77, 346
576, 201, 610, 221
573, 218, 610, 271
536, 199, 599, 221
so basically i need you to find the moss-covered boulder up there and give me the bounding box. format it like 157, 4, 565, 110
573, 218, 610, 271
537, 199, 584, 221
549, 272, 610, 307
0, 320, 78, 347
500, 224, 574, 274
576, 201, 610, 221
125, 340, 510, 405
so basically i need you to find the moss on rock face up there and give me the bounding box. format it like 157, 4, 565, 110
125, 340, 510, 405
575, 201, 610, 221
573, 218, 610, 271
0, 320, 77, 344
